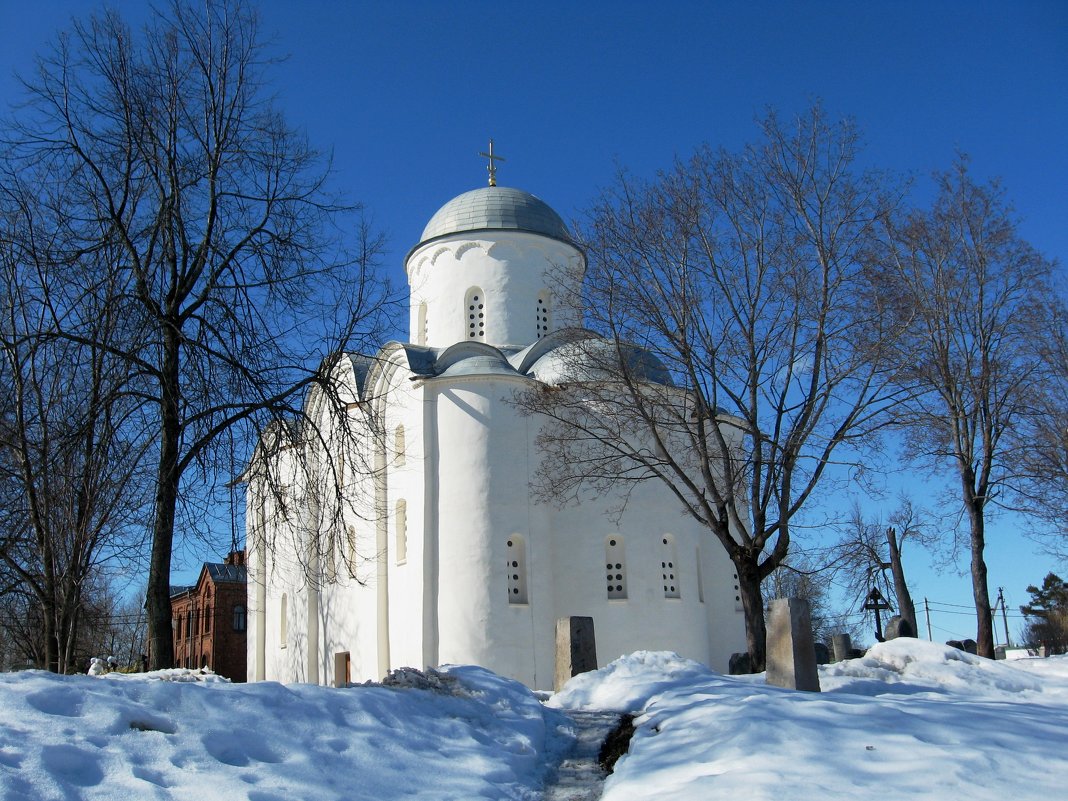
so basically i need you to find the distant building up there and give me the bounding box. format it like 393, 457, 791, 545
170, 551, 248, 680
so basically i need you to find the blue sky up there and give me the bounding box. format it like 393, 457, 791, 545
1, 1, 1065, 643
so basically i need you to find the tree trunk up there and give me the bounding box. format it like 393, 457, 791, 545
735, 555, 767, 672
42, 597, 58, 672
146, 329, 181, 670
886, 527, 918, 635
965, 498, 995, 658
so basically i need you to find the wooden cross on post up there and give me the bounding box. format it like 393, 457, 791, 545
479, 139, 505, 187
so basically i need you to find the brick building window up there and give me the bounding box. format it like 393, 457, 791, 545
233, 605, 246, 632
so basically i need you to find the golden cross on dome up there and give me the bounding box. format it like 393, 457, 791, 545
478, 139, 506, 187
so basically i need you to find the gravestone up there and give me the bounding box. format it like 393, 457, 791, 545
813, 642, 830, 664
555, 616, 598, 691
946, 639, 965, 651
766, 597, 821, 692
884, 615, 915, 640
961, 639, 978, 655
728, 652, 752, 675
832, 633, 853, 663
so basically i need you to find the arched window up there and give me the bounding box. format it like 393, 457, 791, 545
233, 605, 246, 632
661, 535, 680, 598
506, 535, 528, 604
465, 287, 486, 339
605, 536, 627, 599
536, 292, 551, 339
394, 425, 406, 466
395, 499, 407, 564
280, 593, 288, 648
204, 607, 212, 633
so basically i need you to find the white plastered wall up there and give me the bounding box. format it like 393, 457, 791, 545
406, 232, 584, 349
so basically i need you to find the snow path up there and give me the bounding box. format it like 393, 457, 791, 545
541, 709, 621, 801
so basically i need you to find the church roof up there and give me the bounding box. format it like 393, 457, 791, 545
417, 186, 572, 246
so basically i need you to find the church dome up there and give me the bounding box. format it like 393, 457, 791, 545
418, 186, 572, 245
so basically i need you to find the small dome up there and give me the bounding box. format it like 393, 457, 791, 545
418, 186, 571, 245
527, 337, 672, 387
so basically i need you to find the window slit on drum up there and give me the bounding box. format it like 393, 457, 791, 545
465, 287, 486, 338
536, 293, 551, 339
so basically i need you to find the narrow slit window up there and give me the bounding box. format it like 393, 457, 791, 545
280, 593, 288, 647
396, 499, 407, 564
605, 536, 627, 600
326, 530, 338, 582
506, 534, 528, 604
696, 546, 705, 603
535, 293, 552, 339
465, 287, 486, 339
346, 524, 358, 577
394, 424, 406, 467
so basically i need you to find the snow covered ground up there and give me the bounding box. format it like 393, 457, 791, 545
1, 640, 1066, 800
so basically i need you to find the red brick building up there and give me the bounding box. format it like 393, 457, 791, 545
170, 550, 248, 681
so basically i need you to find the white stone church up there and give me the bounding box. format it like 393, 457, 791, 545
244, 177, 746, 689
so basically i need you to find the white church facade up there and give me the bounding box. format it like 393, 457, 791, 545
244, 179, 746, 689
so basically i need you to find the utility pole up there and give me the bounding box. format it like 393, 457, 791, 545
998, 587, 1011, 648
924, 597, 933, 641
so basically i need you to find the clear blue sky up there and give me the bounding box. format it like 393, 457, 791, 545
1, 1, 1065, 644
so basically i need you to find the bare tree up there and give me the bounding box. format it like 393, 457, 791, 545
2, 1, 389, 668
765, 556, 860, 646
1008, 304, 1068, 543
882, 158, 1060, 658
830, 498, 934, 637
519, 107, 908, 670
0, 204, 149, 672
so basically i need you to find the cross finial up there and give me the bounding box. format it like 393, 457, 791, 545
478, 139, 506, 187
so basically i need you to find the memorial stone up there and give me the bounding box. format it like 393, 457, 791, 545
884, 615, 915, 640
555, 616, 597, 691
766, 597, 821, 692
832, 633, 853, 663
728, 652, 752, 675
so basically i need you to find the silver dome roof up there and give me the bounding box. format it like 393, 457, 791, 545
418, 186, 571, 244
